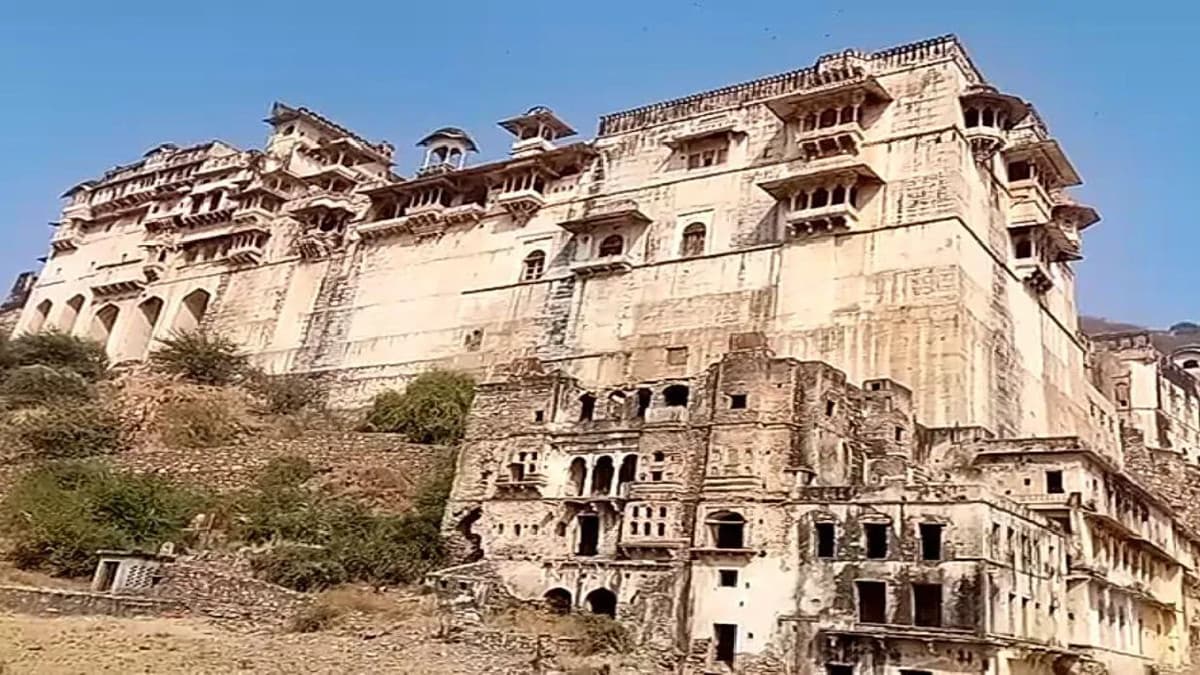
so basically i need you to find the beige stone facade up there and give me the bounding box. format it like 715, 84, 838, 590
17, 32, 1199, 674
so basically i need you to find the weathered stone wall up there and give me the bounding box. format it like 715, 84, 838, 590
0, 584, 183, 618
149, 558, 309, 625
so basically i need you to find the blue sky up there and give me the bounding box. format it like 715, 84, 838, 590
1, 0, 1195, 327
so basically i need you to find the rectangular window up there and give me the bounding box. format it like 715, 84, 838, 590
729, 394, 747, 409
865, 523, 888, 559
920, 523, 944, 561
856, 580, 886, 623
912, 583, 943, 627
816, 522, 836, 558
666, 346, 688, 366
718, 570, 739, 587
826, 667, 853, 675
1046, 470, 1064, 494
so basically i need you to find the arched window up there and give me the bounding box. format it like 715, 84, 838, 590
1185, 360, 1200, 369
126, 297, 164, 360
90, 304, 120, 354
579, 393, 596, 421
544, 588, 572, 614
568, 457, 587, 497
60, 295, 85, 335
680, 223, 706, 258
173, 289, 210, 333
585, 588, 617, 618
591, 456, 614, 496
522, 250, 546, 281
617, 455, 637, 494
463, 329, 483, 352
818, 108, 838, 128
964, 107, 979, 128
598, 235, 624, 257
708, 511, 746, 549
663, 384, 689, 408
27, 299, 52, 333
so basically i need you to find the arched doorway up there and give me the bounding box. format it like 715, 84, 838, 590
544, 588, 572, 614
585, 588, 617, 618
591, 456, 614, 496
173, 289, 210, 333
617, 455, 637, 495
568, 457, 587, 497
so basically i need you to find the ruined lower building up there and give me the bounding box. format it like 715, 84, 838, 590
436, 336, 1197, 674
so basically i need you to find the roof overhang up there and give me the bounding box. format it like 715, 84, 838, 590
1006, 139, 1082, 188
960, 85, 1030, 127
498, 108, 577, 140
1053, 202, 1101, 232
764, 75, 891, 120
664, 124, 746, 149
757, 163, 883, 199
559, 203, 652, 234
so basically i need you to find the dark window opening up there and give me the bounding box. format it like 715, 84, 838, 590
729, 394, 747, 409
913, 583, 943, 627
664, 384, 689, 407
826, 667, 854, 675
714, 623, 737, 667
591, 456, 614, 495
636, 388, 652, 418
585, 588, 617, 617
899, 671, 934, 675
1008, 160, 1032, 182
97, 560, 119, 592
719, 570, 739, 587
579, 394, 596, 421
816, 522, 836, 558
681, 222, 706, 258
544, 588, 572, 614
1014, 235, 1033, 259
825, 400, 835, 416
894, 426, 904, 442
856, 581, 886, 623
666, 346, 688, 365
598, 234, 624, 257
1185, 359, 1200, 369
657, 522, 665, 537
865, 523, 889, 559
650, 470, 663, 482
534, 410, 545, 422
652, 451, 665, 462
964, 107, 979, 127
1046, 470, 1064, 494
711, 512, 746, 549
617, 455, 637, 494
577, 514, 599, 556
920, 523, 944, 561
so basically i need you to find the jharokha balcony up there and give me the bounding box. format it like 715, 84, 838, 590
758, 165, 881, 239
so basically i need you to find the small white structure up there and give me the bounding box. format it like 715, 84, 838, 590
90, 549, 174, 594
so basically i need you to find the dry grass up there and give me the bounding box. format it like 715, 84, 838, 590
0, 564, 89, 591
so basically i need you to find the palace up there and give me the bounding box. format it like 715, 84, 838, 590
16, 33, 1200, 674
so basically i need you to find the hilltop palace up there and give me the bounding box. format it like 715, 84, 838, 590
14, 34, 1200, 675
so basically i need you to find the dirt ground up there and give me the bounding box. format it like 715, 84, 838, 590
0, 613, 535, 674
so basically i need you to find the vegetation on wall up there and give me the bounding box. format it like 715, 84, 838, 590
5, 330, 108, 382
360, 370, 475, 444
14, 404, 125, 459
0, 364, 92, 409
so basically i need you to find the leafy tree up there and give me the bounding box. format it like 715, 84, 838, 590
149, 330, 246, 386
0, 462, 202, 577
361, 370, 475, 444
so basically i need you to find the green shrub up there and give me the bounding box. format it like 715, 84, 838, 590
0, 365, 92, 409
149, 330, 246, 386
360, 371, 475, 444
16, 404, 124, 459
246, 371, 324, 414
287, 601, 342, 632
232, 459, 326, 545
256, 456, 316, 490
157, 397, 242, 448
8, 331, 107, 381
0, 462, 202, 577
253, 545, 347, 593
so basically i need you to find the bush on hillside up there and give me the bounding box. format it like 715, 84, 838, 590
15, 404, 124, 459
253, 545, 347, 593
238, 456, 452, 591
7, 330, 107, 381
246, 371, 324, 414
360, 370, 475, 444
0, 364, 92, 409
149, 330, 246, 386
157, 396, 243, 448
0, 462, 202, 577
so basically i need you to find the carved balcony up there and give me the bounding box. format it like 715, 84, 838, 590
495, 188, 546, 226
90, 261, 147, 297
50, 229, 81, 252
356, 216, 411, 242
406, 202, 447, 236
784, 202, 859, 238
225, 237, 266, 266
442, 203, 487, 226
1015, 259, 1054, 293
